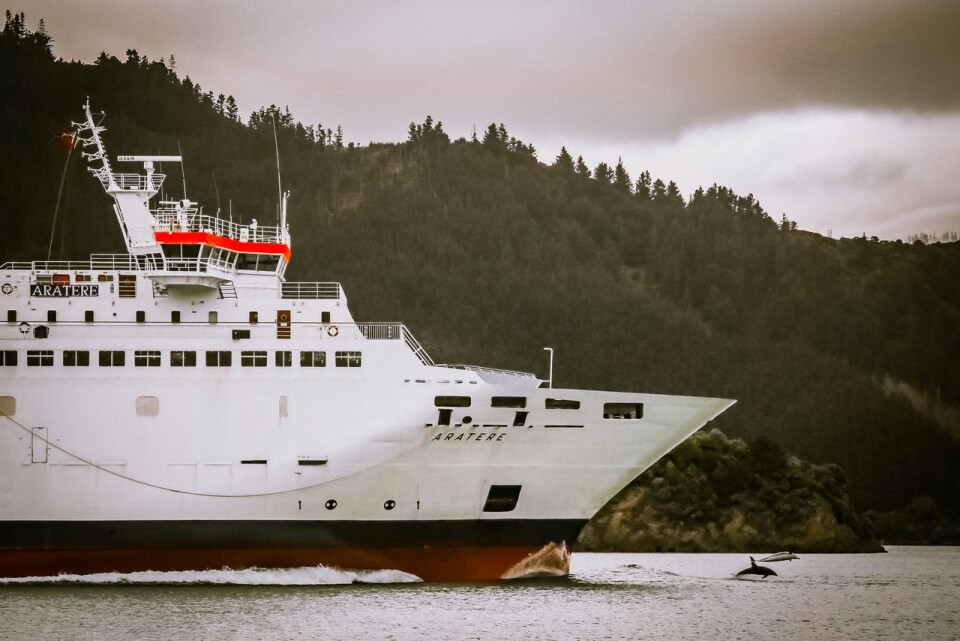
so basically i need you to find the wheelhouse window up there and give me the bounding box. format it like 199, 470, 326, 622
134, 350, 161, 367
205, 350, 232, 367
241, 350, 268, 367
1, 350, 17, 366
99, 350, 125, 367
300, 351, 326, 367
275, 351, 292, 367
335, 351, 361, 367
546, 398, 580, 410
63, 350, 90, 367
171, 350, 197, 367
435, 396, 471, 407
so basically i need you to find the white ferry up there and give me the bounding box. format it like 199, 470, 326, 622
0, 103, 734, 581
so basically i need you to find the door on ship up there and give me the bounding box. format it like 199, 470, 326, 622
31, 427, 48, 463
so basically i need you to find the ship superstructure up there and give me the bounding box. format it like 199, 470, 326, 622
0, 103, 734, 581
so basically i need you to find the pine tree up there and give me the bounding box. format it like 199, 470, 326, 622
594, 162, 613, 185
575, 155, 590, 178
635, 170, 652, 200
554, 146, 574, 173
613, 158, 631, 193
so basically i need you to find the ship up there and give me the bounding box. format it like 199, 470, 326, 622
0, 103, 734, 582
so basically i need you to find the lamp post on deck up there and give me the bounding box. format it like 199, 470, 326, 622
544, 347, 553, 389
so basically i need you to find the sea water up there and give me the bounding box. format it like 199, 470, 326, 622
0, 546, 956, 640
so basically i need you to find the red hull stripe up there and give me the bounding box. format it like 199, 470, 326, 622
154, 231, 291, 261
0, 546, 544, 583
0, 519, 587, 583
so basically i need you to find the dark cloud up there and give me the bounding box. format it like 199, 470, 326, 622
752, 0, 960, 112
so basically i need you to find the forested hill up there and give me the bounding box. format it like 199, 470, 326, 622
2, 16, 959, 519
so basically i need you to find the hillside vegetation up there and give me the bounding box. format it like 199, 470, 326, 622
2, 14, 958, 542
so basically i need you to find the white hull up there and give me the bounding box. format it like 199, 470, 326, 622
0, 103, 733, 581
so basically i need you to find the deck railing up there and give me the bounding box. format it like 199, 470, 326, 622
1, 254, 142, 272
357, 322, 434, 366
153, 209, 289, 246
281, 282, 342, 300
437, 364, 538, 380
110, 173, 166, 192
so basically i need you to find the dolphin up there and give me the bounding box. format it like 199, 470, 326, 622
758, 551, 798, 563
736, 556, 777, 578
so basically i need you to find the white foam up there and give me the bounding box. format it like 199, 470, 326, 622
0, 566, 422, 586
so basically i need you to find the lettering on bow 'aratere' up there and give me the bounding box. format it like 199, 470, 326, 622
431, 432, 507, 443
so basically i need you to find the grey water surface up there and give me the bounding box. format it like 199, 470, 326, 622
1, 546, 956, 640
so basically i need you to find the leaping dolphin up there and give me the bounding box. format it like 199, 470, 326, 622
736, 556, 777, 579
758, 551, 798, 563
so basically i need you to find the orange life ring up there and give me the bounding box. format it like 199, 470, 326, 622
327, 325, 339, 337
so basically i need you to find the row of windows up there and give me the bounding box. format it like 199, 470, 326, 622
6, 310, 332, 324
0, 349, 362, 368
432, 394, 643, 418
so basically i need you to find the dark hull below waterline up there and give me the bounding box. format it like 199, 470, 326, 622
0, 519, 588, 582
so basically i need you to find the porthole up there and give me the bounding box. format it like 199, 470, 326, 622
325, 499, 338, 510
384, 500, 396, 510
462, 416, 473, 424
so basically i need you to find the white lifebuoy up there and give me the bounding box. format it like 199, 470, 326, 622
18, 322, 30, 334
1, 283, 12, 295
327, 325, 339, 337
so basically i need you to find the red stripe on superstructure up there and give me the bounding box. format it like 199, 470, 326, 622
154, 231, 291, 261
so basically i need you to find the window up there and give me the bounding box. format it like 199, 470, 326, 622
249, 311, 259, 324
27, 350, 54, 366
47, 310, 57, 323
63, 350, 90, 367
435, 396, 471, 407
6, 310, 15, 322
136, 310, 146, 323
136, 396, 159, 416
135, 350, 161, 367
206, 350, 232, 367
241, 351, 268, 367
603, 402, 644, 419
208, 311, 218, 324
171, 350, 197, 367
335, 351, 361, 367
483, 485, 522, 513
546, 398, 580, 410
99, 350, 125, 366
300, 351, 326, 367
275, 351, 292, 367
492, 396, 526, 408
171, 311, 181, 323
1, 350, 16, 366
84, 310, 94, 322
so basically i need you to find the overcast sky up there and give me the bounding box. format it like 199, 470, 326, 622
20, 0, 960, 239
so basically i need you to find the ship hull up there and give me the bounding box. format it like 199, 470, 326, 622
0, 519, 586, 582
